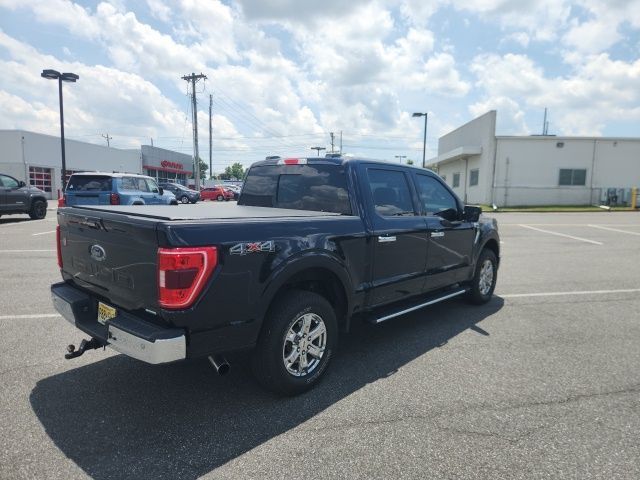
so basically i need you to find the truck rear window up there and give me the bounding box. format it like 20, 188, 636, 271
67, 175, 112, 192
239, 164, 351, 214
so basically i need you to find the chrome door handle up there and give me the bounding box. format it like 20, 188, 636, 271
378, 236, 397, 243
431, 231, 445, 238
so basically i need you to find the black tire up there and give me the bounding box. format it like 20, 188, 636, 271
217, 195, 224, 201
467, 249, 498, 304
180, 195, 189, 204
252, 290, 337, 396
29, 200, 46, 220
170, 200, 178, 205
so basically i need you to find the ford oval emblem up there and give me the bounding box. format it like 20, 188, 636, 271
90, 244, 106, 262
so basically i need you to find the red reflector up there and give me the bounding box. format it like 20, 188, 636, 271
58, 195, 66, 207
110, 193, 120, 205
56, 225, 63, 269
158, 247, 217, 309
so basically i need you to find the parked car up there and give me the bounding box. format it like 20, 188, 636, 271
64, 172, 178, 206
0, 173, 48, 219
222, 186, 240, 200
52, 156, 499, 395
159, 182, 200, 204
201, 185, 234, 201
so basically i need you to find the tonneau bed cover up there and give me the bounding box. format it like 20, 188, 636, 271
62, 202, 343, 221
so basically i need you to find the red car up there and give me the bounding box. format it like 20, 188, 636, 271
201, 186, 234, 201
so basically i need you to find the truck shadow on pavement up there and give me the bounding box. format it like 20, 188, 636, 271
30, 297, 503, 480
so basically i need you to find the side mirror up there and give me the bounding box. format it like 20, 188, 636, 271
436, 208, 459, 222
157, 187, 164, 195
18, 180, 26, 188
463, 205, 482, 222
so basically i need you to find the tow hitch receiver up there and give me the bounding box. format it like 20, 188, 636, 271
65, 338, 103, 359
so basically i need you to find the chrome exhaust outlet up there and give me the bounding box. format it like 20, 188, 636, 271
208, 355, 230, 375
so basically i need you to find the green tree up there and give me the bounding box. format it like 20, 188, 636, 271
190, 157, 208, 180
406, 159, 414, 165
224, 162, 245, 180
197, 157, 208, 180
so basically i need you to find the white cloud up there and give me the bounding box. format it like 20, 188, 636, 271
234, 0, 372, 24
0, 31, 190, 146
470, 52, 640, 135
1, 0, 639, 164
0, 0, 100, 38
145, 0, 172, 23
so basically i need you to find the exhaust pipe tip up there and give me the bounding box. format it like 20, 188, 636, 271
208, 355, 230, 375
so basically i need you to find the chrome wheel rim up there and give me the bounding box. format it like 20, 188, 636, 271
181, 196, 189, 204
282, 313, 327, 377
478, 259, 494, 295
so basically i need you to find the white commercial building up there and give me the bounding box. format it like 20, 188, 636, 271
428, 111, 640, 207
0, 130, 193, 199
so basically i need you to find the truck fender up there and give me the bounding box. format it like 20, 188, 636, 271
256, 251, 354, 324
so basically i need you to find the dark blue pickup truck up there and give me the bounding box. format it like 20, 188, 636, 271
51, 156, 500, 395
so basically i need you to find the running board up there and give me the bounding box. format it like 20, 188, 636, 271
369, 289, 467, 324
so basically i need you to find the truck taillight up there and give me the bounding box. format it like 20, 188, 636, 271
56, 225, 63, 268
110, 193, 120, 205
58, 195, 66, 207
158, 247, 217, 309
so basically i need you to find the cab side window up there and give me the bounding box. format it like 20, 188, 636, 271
367, 169, 415, 216
0, 175, 18, 188
414, 174, 458, 215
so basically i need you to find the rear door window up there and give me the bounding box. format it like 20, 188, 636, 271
367, 168, 415, 216
66, 175, 112, 191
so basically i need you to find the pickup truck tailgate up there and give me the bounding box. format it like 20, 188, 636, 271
58, 209, 160, 312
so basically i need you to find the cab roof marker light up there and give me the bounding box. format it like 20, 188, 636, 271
277, 158, 308, 165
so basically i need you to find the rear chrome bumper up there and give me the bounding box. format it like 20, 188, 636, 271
51, 282, 186, 364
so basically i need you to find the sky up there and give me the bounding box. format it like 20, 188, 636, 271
0, 0, 639, 173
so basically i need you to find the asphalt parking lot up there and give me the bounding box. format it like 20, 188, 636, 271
1, 207, 639, 479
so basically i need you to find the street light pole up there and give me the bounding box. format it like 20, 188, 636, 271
412, 112, 428, 168
42, 69, 79, 191
394, 155, 407, 164
57, 76, 66, 188
311, 146, 326, 157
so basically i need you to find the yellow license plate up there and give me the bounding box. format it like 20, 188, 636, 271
97, 302, 117, 325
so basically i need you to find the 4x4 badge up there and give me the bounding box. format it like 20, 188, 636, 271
230, 241, 275, 255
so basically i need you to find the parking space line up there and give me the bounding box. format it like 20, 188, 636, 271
32, 230, 56, 236
0, 249, 56, 253
519, 224, 603, 245
501, 288, 640, 298
0, 313, 61, 320
588, 225, 640, 236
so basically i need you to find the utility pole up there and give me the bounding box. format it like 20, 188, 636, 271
209, 94, 213, 180
182, 72, 207, 190
101, 133, 112, 147
330, 132, 335, 153
542, 108, 549, 135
